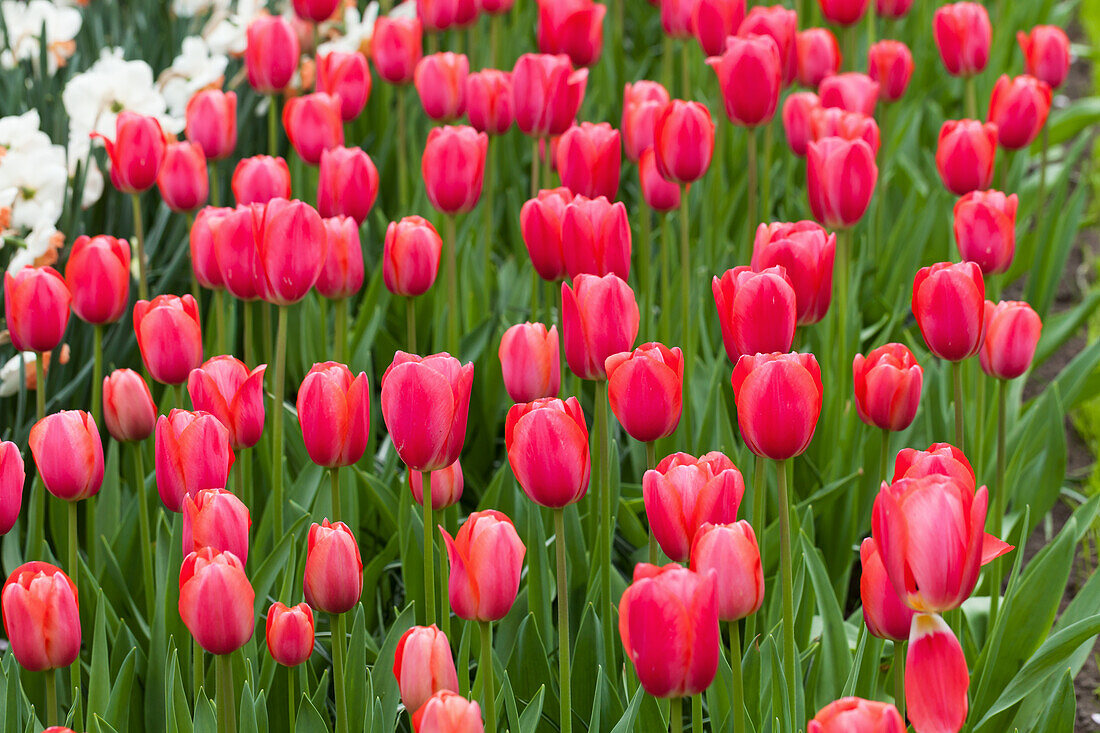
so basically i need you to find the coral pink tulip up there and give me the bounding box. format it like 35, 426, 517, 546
893, 442, 975, 491
561, 195, 631, 279
806, 137, 877, 228
133, 294, 202, 385
751, 221, 835, 324
232, 155, 291, 205
317, 50, 371, 121
933, 2, 990, 77
422, 125, 488, 214
605, 342, 684, 443
187, 356, 267, 450
186, 89, 237, 161
466, 69, 514, 135
867, 40, 914, 102
5, 265, 71, 353
987, 74, 1052, 150
372, 16, 423, 85
499, 322, 561, 403
415, 52, 469, 121
505, 397, 590, 507
852, 343, 923, 432
713, 266, 798, 362
653, 100, 715, 184
283, 93, 343, 165
155, 409, 235, 513
384, 216, 443, 296
643, 452, 744, 562
1018, 25, 1071, 89
266, 601, 314, 666
102, 369, 156, 443
936, 119, 998, 195
182, 488, 251, 565
316, 215, 364, 300
412, 691, 484, 732
561, 273, 640, 380
409, 460, 464, 510
394, 625, 461, 715
179, 547, 255, 654
64, 235, 130, 326
953, 190, 1017, 275
731, 352, 823, 460
303, 519, 363, 614
1, 562, 80, 671
29, 410, 103, 502
979, 300, 1042, 380
859, 538, 915, 642
818, 72, 879, 116
690, 521, 764, 622
297, 362, 371, 468
92, 111, 167, 193
317, 146, 379, 224
245, 14, 300, 93
808, 697, 905, 733
911, 261, 986, 362
440, 510, 525, 622
906, 613, 969, 733
809, 107, 880, 156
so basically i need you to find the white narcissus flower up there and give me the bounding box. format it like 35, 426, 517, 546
172, 0, 231, 18
5, 218, 64, 273
318, 2, 380, 56
203, 0, 267, 56
158, 36, 229, 120
0, 111, 68, 230
0, 0, 82, 74
0, 352, 37, 397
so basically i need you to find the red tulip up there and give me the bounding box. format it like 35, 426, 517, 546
418, 0, 478, 32
380, 352, 474, 472
731, 352, 823, 461
64, 235, 130, 325
953, 190, 1017, 274
5, 265, 70, 353
818, 72, 879, 116
875, 0, 911, 18
511, 53, 588, 138
297, 362, 371, 468
979, 300, 1042, 380
315, 216, 364, 301
867, 40, 913, 102
653, 100, 715, 184
987, 74, 1052, 150
384, 215, 443, 296
809, 107, 880, 156
692, 0, 746, 57
155, 409, 235, 513
738, 6, 798, 86
292, 0, 339, 22
561, 273, 640, 380
782, 91, 820, 157
187, 356, 266, 450
317, 51, 371, 121
179, 548, 255, 654
29, 410, 103, 502
639, 147, 682, 211
1, 562, 80, 671
619, 562, 720, 698
412, 691, 484, 733
190, 206, 228, 290
466, 69, 514, 135
505, 397, 590, 507
689, 522, 763, 622
415, 52, 468, 122
266, 601, 314, 666
817, 0, 868, 26
808, 696, 905, 733
372, 16, 423, 85
561, 195, 631, 279
245, 14, 300, 93
712, 266, 798, 362
440, 510, 525, 622
210, 206, 265, 301
92, 111, 167, 193
1018, 25, 1071, 89
859, 538, 914, 642
893, 442, 975, 492
133, 294, 203, 384
933, 2, 990, 77
422, 125, 488, 214
906, 613, 969, 733
283, 92, 343, 165
936, 119, 998, 196
232, 155, 292, 205
751, 220, 835, 324
605, 342, 684, 443
911, 261, 986, 362
622, 81, 670, 162
643, 451, 744, 562
317, 146, 378, 226
182, 488, 251, 565
0, 442, 24, 535
520, 187, 571, 281
157, 141, 208, 213
707, 34, 783, 128
304, 519, 363, 614
102, 369, 157, 443
852, 343, 923, 432
186, 89, 237, 161
394, 625, 461, 715
499, 322, 560, 403
556, 123, 621, 200
806, 137, 877, 228
537, 0, 606, 67
479, 0, 514, 13
660, 0, 694, 37
253, 198, 328, 305
409, 460, 464, 509
796, 29, 841, 88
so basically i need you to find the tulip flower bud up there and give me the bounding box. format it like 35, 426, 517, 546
187, 356, 267, 450
283, 93, 344, 166
979, 300, 1042, 380
806, 137, 877, 229
186, 89, 237, 161
245, 14, 300, 93
381, 352, 474, 472
505, 397, 590, 507
440, 510, 525, 622
479, 0, 514, 14
1, 562, 80, 671
817, 0, 868, 25
232, 155, 292, 205
4, 265, 71, 353
1018, 25, 1071, 89
732, 352, 823, 460
605, 343, 684, 443
182, 488, 251, 565
304, 519, 363, 614
418, 0, 478, 32
639, 147, 682, 212
852, 343, 923, 432
210, 206, 266, 301
297, 362, 371, 468
936, 119, 998, 196
713, 266, 798, 363
179, 548, 255, 654
653, 100, 715, 184
44, 728, 79, 733
644, 452, 744, 562
190, 207, 228, 290
155, 409, 235, 513
415, 52, 469, 122
933, 2, 991, 77
291, 0, 339, 22
409, 460, 464, 510
254, 198, 328, 305
906, 613, 969, 733
619, 563, 720, 698
707, 35, 783, 128
808, 696, 905, 733
64, 235, 130, 326
499, 322, 561, 403
266, 601, 314, 666
0, 442, 24, 536
317, 146, 379, 225
692, 0, 747, 57
818, 72, 879, 116
953, 190, 1017, 275
867, 40, 913, 102
412, 690, 485, 732
133, 294, 203, 385
29, 410, 104, 502
987, 74, 1052, 150
422, 126, 488, 214
158, 141, 208, 212
520, 188, 571, 281
796, 29, 841, 88
511, 53, 588, 138
384, 215, 444, 297
782, 91, 820, 157
317, 50, 371, 121
315, 216, 364, 301
809, 107, 880, 155
561, 195, 631, 280
660, 0, 695, 37
556, 123, 622, 200
562, 273, 640, 381
911, 261, 986, 362
858, 538, 914, 642
537, 0, 606, 67
466, 69, 514, 135
102, 369, 157, 443
690, 521, 764, 622
622, 81, 670, 162
875, 0, 911, 18
893, 442, 975, 490
372, 16, 423, 85
738, 6, 798, 85
92, 111, 167, 193
394, 625, 461, 716
751, 221, 835, 325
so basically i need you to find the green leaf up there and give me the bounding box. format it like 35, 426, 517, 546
608, 686, 646, 733
87, 589, 110, 721
294, 697, 328, 733
103, 647, 137, 733
192, 691, 216, 733
799, 533, 851, 709
505, 614, 555, 706
518, 686, 546, 733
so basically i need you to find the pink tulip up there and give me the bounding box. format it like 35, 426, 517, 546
731, 352, 823, 461
283, 93, 344, 166
157, 141, 208, 212
911, 261, 986, 362
252, 198, 328, 306
751, 220, 835, 325
466, 69, 514, 135
537, 0, 606, 67
936, 119, 998, 196
409, 460, 464, 510
297, 362, 371, 468
499, 322, 561, 403
232, 155, 292, 205
858, 538, 914, 642
316, 50, 371, 121
266, 602, 315, 666
182, 488, 251, 565
561, 273, 640, 381
707, 34, 783, 128
693, 0, 747, 57
808, 697, 905, 733
639, 147, 682, 211
782, 91, 820, 157
906, 613, 969, 733
505, 398, 590, 508
690, 521, 764, 622
796, 29, 841, 88
64, 235, 131, 326
556, 123, 621, 200
0, 442, 24, 535
102, 369, 157, 443
520, 187, 571, 281
29, 410, 104, 502
415, 52, 469, 122
852, 343, 923, 432
187, 356, 267, 450
92, 111, 167, 194
979, 300, 1042, 380
422, 125, 488, 215
653, 100, 715, 184
893, 442, 975, 492
185, 89, 237, 161
738, 5, 798, 85
4, 265, 71, 353
154, 409, 235, 513
317, 216, 365, 300
394, 625, 461, 715
245, 14, 301, 93
1, 562, 80, 671
622, 81, 670, 162
317, 146, 379, 225
179, 548, 255, 655
133, 294, 203, 384
303, 519, 363, 614
511, 53, 588, 138
712, 266, 797, 363
605, 342, 684, 443
643, 452, 744, 562
384, 216, 443, 297
806, 137, 877, 229
440, 510, 526, 622
953, 190, 1017, 275
818, 72, 879, 117
561, 195, 631, 280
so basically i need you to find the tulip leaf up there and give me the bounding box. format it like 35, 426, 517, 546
192, 690, 215, 733
799, 533, 851, 710
103, 647, 137, 733
570, 602, 600, 721
1030, 669, 1077, 733
87, 588, 110, 721
345, 604, 367, 727
294, 696, 328, 733
374, 602, 416, 731
517, 685, 546, 733
506, 613, 555, 707
607, 685, 645, 733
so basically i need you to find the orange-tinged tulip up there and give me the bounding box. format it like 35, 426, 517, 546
179, 547, 255, 655
29, 410, 104, 502
440, 510, 525, 622
266, 601, 314, 666
394, 625, 460, 714
1, 562, 80, 671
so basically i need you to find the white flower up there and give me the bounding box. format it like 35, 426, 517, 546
172, 0, 231, 17
203, 0, 268, 57
67, 136, 104, 210
318, 2, 379, 56
0, 111, 68, 230
0, 0, 82, 74
0, 110, 53, 153
158, 36, 229, 120
6, 218, 63, 273
0, 352, 36, 397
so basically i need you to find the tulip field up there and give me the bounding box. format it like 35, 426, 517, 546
2, 0, 1100, 731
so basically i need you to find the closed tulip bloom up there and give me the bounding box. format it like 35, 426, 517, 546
867, 40, 913, 102
808, 696, 906, 733
619, 563, 720, 698
186, 89, 237, 161
911, 261, 986, 362
499, 322, 560, 403
92, 111, 167, 193
782, 91, 820, 157
708, 34, 783, 127
384, 216, 443, 296
381, 352, 474, 472
283, 93, 343, 166
809, 107, 880, 155
29, 410, 103, 502
660, 0, 694, 37
412, 690, 484, 733
643, 452, 744, 562
372, 16, 423, 85
303, 519, 363, 614
639, 147, 682, 211
859, 538, 914, 642
254, 198, 328, 305
713, 266, 798, 362
418, 0, 478, 32
211, 206, 265, 301
317, 51, 371, 121
292, 0, 339, 22
511, 53, 588, 138
690, 521, 763, 622
422, 125, 488, 214
266, 602, 314, 666
875, 0, 911, 18
0, 442, 24, 535
818, 72, 879, 116
980, 300, 1042, 380
622, 81, 670, 162
818, 0, 868, 26
561, 195, 631, 279
605, 343, 683, 442
520, 188, 571, 281
102, 369, 157, 443
1, 562, 80, 671
796, 29, 841, 88
693, 0, 747, 57
179, 548, 255, 655
315, 216, 364, 300
245, 14, 300, 93
505, 397, 590, 507
954, 190, 1017, 274
806, 137, 877, 228
561, 273, 640, 380
537, 0, 606, 67
440, 510, 525, 622
409, 460, 464, 509
653, 100, 715, 184
466, 70, 514, 135
232, 155, 292, 205
893, 442, 975, 491
751, 221, 835, 324
297, 362, 371, 468
933, 2, 990, 77
43, 728, 79, 733
317, 146, 379, 225
182, 488, 251, 565
556, 123, 621, 200
64, 235, 130, 325
738, 6, 798, 85
133, 294, 202, 384
415, 52, 469, 121
155, 409, 235, 513
190, 207, 227, 290
5, 265, 70, 353
1018, 26, 1071, 89
732, 352, 823, 460
157, 141, 208, 212
936, 119, 998, 195
187, 356, 267, 450
394, 625, 461, 715
987, 74, 1052, 150
906, 614, 969, 733
852, 343, 923, 432
479, 0, 514, 13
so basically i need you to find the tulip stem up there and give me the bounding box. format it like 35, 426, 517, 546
530, 137, 540, 200
952, 360, 964, 453
210, 164, 221, 207
397, 87, 408, 209
746, 128, 758, 254
490, 14, 500, 68
639, 208, 652, 333
893, 641, 906, 721
194, 638, 204, 705
554, 508, 572, 733
333, 298, 348, 364
405, 297, 418, 353
444, 214, 459, 356
691, 693, 702, 733
990, 378, 1008, 624
35, 351, 46, 420
423, 470, 436, 626
216, 653, 236, 733
215, 290, 228, 357
776, 458, 797, 715
879, 428, 890, 486
272, 305, 288, 539
268, 95, 278, 157
132, 444, 156, 620
332, 612, 349, 733
45, 668, 58, 725
836, 228, 852, 401
287, 665, 296, 729
175, 383, 185, 411
646, 441, 658, 563
729, 622, 745, 733
659, 214, 672, 344
745, 455, 766, 645
89, 324, 103, 570
596, 380, 615, 673
479, 620, 497, 733
679, 185, 693, 452
330, 467, 341, 523
131, 194, 149, 301
67, 498, 80, 702
964, 76, 978, 120
669, 695, 682, 733
1038, 126, 1049, 206
681, 43, 690, 98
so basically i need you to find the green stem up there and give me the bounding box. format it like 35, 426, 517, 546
194, 638, 204, 704
596, 380, 614, 673
663, 34, 674, 92
210, 163, 221, 207
332, 613, 348, 733
479, 621, 496, 733
406, 297, 418, 353
268, 95, 278, 157
554, 508, 572, 733
866, 7, 877, 47
444, 214, 459, 356
746, 128, 758, 255
490, 14, 500, 68
175, 382, 185, 411
776, 459, 797, 712
879, 428, 891, 486
330, 467, 341, 523
836, 229, 851, 399
217, 653, 236, 733
952, 361, 964, 453
88, 325, 103, 569
729, 622, 745, 733
691, 694, 702, 733
679, 186, 693, 453
639, 208, 652, 336
893, 641, 906, 721
423, 470, 436, 626
965, 76, 978, 119
35, 351, 45, 419
333, 298, 348, 364
645, 441, 658, 563
761, 123, 773, 222
1038, 126, 1048, 205
131, 194, 149, 301
272, 306, 288, 538
669, 696, 683, 733
29, 354, 45, 557
68, 499, 80, 701
659, 214, 672, 344
484, 141, 495, 307
681, 42, 690, 98
530, 137, 541, 200
745, 455, 766, 645
133, 444, 155, 620
46, 668, 58, 725
843, 25, 857, 71
215, 290, 228, 357
287, 665, 296, 729
989, 378, 1007, 624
